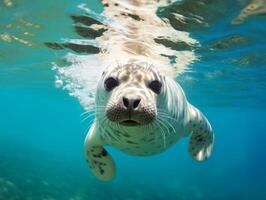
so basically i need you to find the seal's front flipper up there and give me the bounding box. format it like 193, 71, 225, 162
85, 145, 116, 181
84, 123, 116, 181
188, 106, 214, 161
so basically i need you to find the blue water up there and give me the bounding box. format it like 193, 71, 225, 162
1, 0, 266, 199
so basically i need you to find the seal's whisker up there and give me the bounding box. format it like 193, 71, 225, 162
154, 120, 166, 149
157, 112, 180, 124
158, 118, 170, 136
81, 113, 96, 123
98, 116, 108, 128
157, 109, 173, 115
81, 111, 96, 117
106, 121, 122, 142
157, 117, 174, 147
81, 108, 106, 120
86, 118, 96, 127
157, 109, 176, 115
82, 116, 96, 135
158, 116, 179, 125
80, 110, 93, 116
158, 116, 176, 136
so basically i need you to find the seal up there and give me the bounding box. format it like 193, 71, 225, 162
84, 59, 214, 181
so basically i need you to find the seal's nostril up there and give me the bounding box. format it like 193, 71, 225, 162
123, 97, 129, 108
123, 97, 141, 109
133, 99, 141, 109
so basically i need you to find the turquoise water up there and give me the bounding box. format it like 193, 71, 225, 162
1, 0, 266, 199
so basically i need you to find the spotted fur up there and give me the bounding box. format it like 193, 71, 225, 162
83, 0, 214, 181
84, 60, 214, 181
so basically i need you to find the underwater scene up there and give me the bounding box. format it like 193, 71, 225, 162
1, 0, 266, 199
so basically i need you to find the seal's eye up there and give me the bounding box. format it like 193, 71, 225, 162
148, 80, 162, 94
104, 77, 119, 91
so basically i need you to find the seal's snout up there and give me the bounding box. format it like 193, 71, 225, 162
122, 96, 141, 110
106, 95, 156, 126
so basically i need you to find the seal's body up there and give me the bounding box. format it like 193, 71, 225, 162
83, 0, 214, 181
84, 60, 214, 181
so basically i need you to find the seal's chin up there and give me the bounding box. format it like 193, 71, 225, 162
120, 120, 141, 127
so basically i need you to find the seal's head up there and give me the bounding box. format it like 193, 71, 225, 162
96, 62, 164, 127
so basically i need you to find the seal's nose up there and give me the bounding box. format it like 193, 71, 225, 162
123, 97, 141, 110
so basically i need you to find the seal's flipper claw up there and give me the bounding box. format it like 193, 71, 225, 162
188, 106, 214, 161
85, 146, 116, 181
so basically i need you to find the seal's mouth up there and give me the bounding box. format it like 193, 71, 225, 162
120, 119, 140, 126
